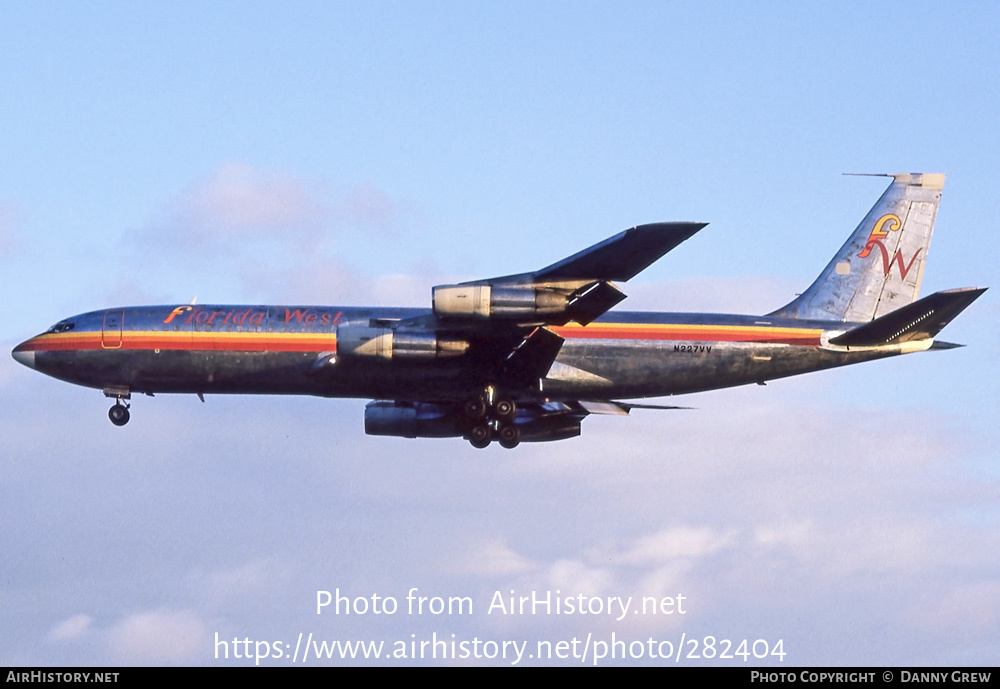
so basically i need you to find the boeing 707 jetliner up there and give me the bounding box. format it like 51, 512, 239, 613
12, 174, 985, 448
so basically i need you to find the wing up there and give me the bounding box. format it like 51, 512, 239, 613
422, 221, 705, 381
532, 222, 707, 282
338, 221, 706, 448
431, 221, 707, 327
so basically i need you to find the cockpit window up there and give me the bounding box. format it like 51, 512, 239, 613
45, 321, 76, 334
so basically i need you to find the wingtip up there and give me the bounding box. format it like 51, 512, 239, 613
930, 341, 965, 350
631, 221, 708, 241
842, 172, 945, 189
631, 221, 708, 230
942, 286, 989, 298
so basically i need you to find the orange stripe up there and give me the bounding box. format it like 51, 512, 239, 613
23, 322, 824, 352
23, 331, 338, 353
552, 323, 823, 346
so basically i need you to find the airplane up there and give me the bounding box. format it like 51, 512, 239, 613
11, 173, 986, 449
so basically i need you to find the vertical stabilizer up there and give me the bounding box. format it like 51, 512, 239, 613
769, 174, 944, 322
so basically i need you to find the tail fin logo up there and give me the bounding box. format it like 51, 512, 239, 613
858, 213, 921, 280
858, 214, 901, 259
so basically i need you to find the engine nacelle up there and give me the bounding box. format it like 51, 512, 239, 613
337, 326, 468, 360
514, 413, 582, 442
364, 401, 583, 443
432, 284, 569, 320
365, 401, 465, 438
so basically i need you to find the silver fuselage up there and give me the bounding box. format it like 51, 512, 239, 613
13, 303, 911, 403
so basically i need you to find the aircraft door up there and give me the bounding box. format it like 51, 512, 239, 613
102, 310, 124, 349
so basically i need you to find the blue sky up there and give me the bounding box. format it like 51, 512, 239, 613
2, 2, 998, 666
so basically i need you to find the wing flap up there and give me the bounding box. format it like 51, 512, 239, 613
503, 327, 564, 384
564, 281, 627, 325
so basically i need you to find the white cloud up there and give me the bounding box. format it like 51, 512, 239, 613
336, 183, 403, 235
464, 525, 732, 608
167, 163, 327, 241
542, 559, 613, 597
460, 539, 537, 577
617, 526, 736, 566
913, 581, 1000, 635
123, 163, 421, 303
47, 614, 92, 642
753, 521, 812, 549
148, 163, 410, 248
191, 558, 295, 603
106, 608, 209, 664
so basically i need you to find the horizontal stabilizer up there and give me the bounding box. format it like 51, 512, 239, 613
578, 400, 692, 415
829, 287, 986, 347
535, 222, 706, 282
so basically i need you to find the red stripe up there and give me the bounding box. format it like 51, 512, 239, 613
21, 322, 824, 353
22, 332, 338, 353
552, 324, 823, 346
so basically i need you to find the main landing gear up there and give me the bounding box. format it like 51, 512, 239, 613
465, 387, 520, 449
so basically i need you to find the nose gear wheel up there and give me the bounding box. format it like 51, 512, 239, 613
108, 399, 130, 426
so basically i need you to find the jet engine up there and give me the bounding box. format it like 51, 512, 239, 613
337, 326, 468, 360
364, 401, 583, 444
513, 413, 581, 442
432, 284, 570, 320
364, 401, 468, 438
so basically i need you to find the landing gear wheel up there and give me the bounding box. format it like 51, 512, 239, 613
108, 403, 130, 426
468, 423, 492, 449
494, 398, 516, 419
464, 398, 488, 420
498, 424, 520, 449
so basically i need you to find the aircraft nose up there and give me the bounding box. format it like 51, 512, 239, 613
11, 342, 36, 369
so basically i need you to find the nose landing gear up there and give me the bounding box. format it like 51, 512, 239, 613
103, 388, 132, 427
108, 400, 130, 426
